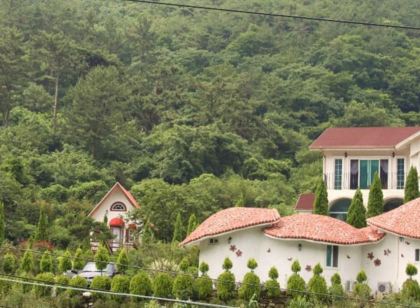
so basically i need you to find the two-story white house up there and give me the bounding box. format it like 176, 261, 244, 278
296, 127, 420, 219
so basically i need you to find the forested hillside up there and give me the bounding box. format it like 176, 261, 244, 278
1, 0, 419, 245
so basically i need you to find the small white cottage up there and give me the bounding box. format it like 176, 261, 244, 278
182, 198, 420, 295
88, 182, 140, 252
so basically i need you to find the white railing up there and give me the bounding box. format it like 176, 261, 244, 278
323, 172, 405, 190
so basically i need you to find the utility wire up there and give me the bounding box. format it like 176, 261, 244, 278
5, 247, 420, 307
125, 0, 420, 31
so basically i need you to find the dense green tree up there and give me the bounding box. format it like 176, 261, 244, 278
116, 248, 129, 274
19, 250, 35, 274
405, 167, 419, 202
130, 271, 153, 298
347, 189, 366, 228
314, 179, 328, 215
95, 244, 110, 273
73, 248, 85, 270
172, 212, 183, 243
39, 250, 53, 273
58, 250, 72, 273
307, 263, 328, 302
186, 214, 198, 235
367, 173, 384, 218
111, 275, 130, 302
34, 206, 48, 241
2, 253, 16, 274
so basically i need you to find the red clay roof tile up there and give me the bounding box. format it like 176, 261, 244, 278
295, 193, 315, 211
367, 197, 420, 239
181, 207, 281, 246
264, 214, 384, 245
310, 127, 420, 149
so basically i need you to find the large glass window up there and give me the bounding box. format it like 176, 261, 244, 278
326, 245, 339, 267
360, 160, 379, 189
329, 198, 351, 221
334, 159, 343, 190
397, 159, 405, 189
380, 160, 389, 189
350, 159, 388, 189
415, 249, 419, 262
350, 160, 359, 189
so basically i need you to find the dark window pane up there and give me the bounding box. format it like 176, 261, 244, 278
397, 159, 405, 189
380, 160, 388, 189
350, 160, 359, 189
334, 159, 343, 190
326, 245, 332, 267
333, 246, 339, 267
360, 160, 368, 189
416, 249, 420, 262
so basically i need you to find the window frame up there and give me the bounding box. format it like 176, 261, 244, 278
110, 202, 127, 212
415, 249, 420, 262
396, 158, 405, 189
334, 159, 343, 190
326, 245, 339, 268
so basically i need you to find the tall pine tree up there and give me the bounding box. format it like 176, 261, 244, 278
367, 173, 384, 218
187, 214, 198, 235
34, 207, 48, 241
347, 189, 366, 228
314, 179, 329, 215
172, 212, 183, 243
0, 202, 5, 244
404, 167, 419, 203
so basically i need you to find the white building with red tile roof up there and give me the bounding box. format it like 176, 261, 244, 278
183, 201, 420, 295
301, 127, 420, 218
88, 182, 140, 252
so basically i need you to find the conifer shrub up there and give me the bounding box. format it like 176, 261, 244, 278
264, 266, 281, 299
193, 262, 213, 300
346, 189, 366, 228
367, 173, 384, 218
404, 167, 419, 202
353, 271, 371, 303
216, 258, 236, 301
328, 273, 344, 302
172, 212, 183, 243
67, 276, 88, 296
314, 179, 328, 215
3, 253, 17, 274
111, 275, 130, 302
19, 250, 35, 274
33, 272, 55, 297
307, 264, 328, 303
153, 272, 174, 298
91, 276, 111, 300
287, 260, 306, 298
58, 250, 72, 273
187, 214, 198, 235
39, 250, 54, 273
238, 259, 261, 301
288, 296, 311, 308
73, 248, 85, 270
55, 274, 70, 295
173, 272, 194, 299
95, 244, 110, 272
402, 264, 420, 301
116, 248, 129, 274
130, 271, 153, 298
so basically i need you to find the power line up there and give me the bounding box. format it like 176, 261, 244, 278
125, 0, 420, 31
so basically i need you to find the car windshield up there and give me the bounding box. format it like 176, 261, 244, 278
82, 262, 113, 272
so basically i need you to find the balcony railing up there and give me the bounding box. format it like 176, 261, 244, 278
323, 172, 406, 190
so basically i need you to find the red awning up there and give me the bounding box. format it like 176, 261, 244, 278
109, 217, 124, 227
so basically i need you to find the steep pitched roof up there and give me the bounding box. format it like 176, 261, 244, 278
181, 207, 281, 246
88, 182, 140, 217
265, 214, 384, 245
310, 127, 420, 149
367, 197, 420, 239
295, 193, 315, 212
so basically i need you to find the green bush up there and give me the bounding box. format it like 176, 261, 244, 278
19, 250, 35, 274
116, 249, 129, 274
39, 251, 54, 273
67, 275, 88, 296
33, 272, 55, 297
222, 257, 233, 271
130, 271, 153, 298
110, 275, 130, 302
328, 273, 344, 302
406, 263, 418, 278
3, 253, 17, 274
95, 244, 110, 272
55, 274, 70, 295
179, 257, 189, 272
238, 259, 261, 301
287, 261, 305, 298
307, 264, 327, 303
356, 270, 367, 283
199, 262, 209, 274
288, 296, 311, 308
401, 279, 420, 301
58, 250, 72, 273
91, 275, 111, 300
353, 271, 371, 303
216, 271, 236, 301
193, 274, 213, 300
73, 248, 85, 270
291, 260, 301, 273
153, 272, 174, 298
264, 266, 280, 299
173, 272, 194, 299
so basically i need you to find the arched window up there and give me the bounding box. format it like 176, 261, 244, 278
329, 198, 352, 221
110, 202, 127, 212
384, 198, 403, 212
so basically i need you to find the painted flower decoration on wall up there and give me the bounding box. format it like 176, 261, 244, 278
230, 245, 236, 252
374, 258, 381, 266
367, 252, 374, 260
384, 249, 391, 256
236, 250, 242, 257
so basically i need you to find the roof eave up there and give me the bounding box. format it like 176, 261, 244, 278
264, 233, 385, 246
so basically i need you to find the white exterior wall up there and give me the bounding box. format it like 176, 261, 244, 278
198, 228, 362, 288
90, 189, 136, 223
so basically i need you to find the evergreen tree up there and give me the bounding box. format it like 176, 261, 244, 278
3, 253, 16, 274
116, 248, 129, 274
95, 244, 110, 273
307, 263, 328, 302
314, 179, 328, 215
40, 250, 54, 273
0, 202, 4, 245
172, 212, 183, 243
34, 207, 48, 241
142, 219, 154, 244
186, 214, 198, 235
58, 250, 72, 273
73, 248, 85, 270
346, 189, 367, 228
405, 167, 419, 202
367, 173, 384, 218
20, 250, 34, 273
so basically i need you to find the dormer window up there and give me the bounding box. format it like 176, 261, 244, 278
110, 202, 127, 212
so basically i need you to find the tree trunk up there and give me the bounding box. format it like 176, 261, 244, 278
52, 75, 59, 131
